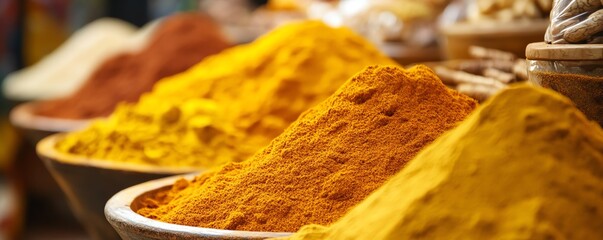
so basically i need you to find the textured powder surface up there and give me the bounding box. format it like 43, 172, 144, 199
56, 21, 396, 167
136, 65, 478, 232
532, 71, 603, 127
281, 86, 603, 240
35, 13, 230, 119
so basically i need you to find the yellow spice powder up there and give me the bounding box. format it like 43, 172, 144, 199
57, 21, 395, 167
280, 85, 603, 240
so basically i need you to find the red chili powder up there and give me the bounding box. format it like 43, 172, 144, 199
35, 13, 231, 119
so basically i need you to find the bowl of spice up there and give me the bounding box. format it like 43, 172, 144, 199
104, 65, 477, 238
9, 102, 92, 142
36, 133, 202, 240
526, 42, 603, 126
106, 174, 293, 240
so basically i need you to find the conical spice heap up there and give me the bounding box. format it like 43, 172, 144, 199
281, 86, 603, 240
137, 65, 478, 232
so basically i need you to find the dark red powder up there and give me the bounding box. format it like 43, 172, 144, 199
35, 13, 231, 119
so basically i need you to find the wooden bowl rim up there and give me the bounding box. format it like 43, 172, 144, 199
9, 102, 94, 132
37, 133, 203, 174
105, 174, 293, 239
526, 42, 603, 61
442, 19, 549, 36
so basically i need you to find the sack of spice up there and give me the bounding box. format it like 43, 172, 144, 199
545, 0, 603, 44
277, 85, 603, 240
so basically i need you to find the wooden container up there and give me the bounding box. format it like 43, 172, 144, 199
441, 20, 548, 59
526, 42, 603, 126
105, 174, 293, 240
37, 134, 201, 240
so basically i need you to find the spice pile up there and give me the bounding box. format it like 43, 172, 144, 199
136, 65, 478, 232
433, 46, 528, 101
2, 18, 140, 101
34, 13, 231, 119
280, 86, 603, 240
56, 21, 395, 167
531, 71, 603, 126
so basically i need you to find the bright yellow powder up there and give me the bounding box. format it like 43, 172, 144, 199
56, 21, 395, 167
279, 85, 603, 240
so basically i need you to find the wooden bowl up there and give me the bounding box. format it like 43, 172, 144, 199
9, 102, 91, 143
379, 43, 442, 66
37, 134, 202, 240
105, 174, 293, 240
440, 19, 548, 59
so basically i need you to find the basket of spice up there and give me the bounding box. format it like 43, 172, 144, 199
104, 65, 478, 239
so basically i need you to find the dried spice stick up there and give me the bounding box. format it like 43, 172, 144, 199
469, 46, 516, 61
435, 66, 506, 89
457, 83, 502, 101
457, 60, 515, 75
483, 68, 516, 83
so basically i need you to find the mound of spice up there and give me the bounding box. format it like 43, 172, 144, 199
136, 65, 478, 232
56, 21, 396, 167
531, 71, 603, 127
280, 86, 603, 240
2, 18, 139, 101
34, 13, 231, 119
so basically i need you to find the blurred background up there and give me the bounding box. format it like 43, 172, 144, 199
0, 0, 552, 239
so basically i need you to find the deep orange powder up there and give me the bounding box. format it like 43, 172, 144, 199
137, 65, 478, 232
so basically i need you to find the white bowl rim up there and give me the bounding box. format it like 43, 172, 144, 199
37, 133, 204, 174
105, 174, 293, 239
9, 101, 94, 132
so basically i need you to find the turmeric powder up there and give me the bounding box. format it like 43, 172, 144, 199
136, 65, 478, 232
56, 21, 395, 167
280, 86, 603, 240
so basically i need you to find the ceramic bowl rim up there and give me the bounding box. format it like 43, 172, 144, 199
105, 174, 293, 239
9, 102, 93, 132
37, 133, 203, 174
